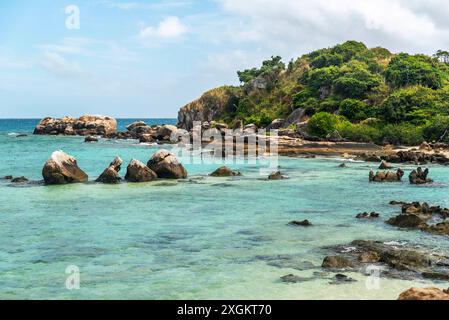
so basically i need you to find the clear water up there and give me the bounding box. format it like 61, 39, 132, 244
0, 119, 448, 300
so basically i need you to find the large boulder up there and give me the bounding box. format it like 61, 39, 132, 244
34, 115, 117, 137
266, 119, 285, 130
96, 156, 123, 184
409, 167, 433, 184
156, 125, 178, 141
42, 151, 88, 184
125, 159, 157, 183
284, 108, 306, 127
369, 169, 404, 182
147, 150, 188, 179
398, 287, 449, 300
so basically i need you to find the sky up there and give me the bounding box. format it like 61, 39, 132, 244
1, 0, 449, 118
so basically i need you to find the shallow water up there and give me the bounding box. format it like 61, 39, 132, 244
0, 119, 448, 300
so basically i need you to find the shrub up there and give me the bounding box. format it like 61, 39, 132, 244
307, 112, 338, 137
339, 99, 368, 122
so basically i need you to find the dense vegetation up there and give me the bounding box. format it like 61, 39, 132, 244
217, 41, 449, 145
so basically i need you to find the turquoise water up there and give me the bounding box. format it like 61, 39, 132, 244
1, 119, 449, 300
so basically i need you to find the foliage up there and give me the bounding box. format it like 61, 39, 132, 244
307, 112, 338, 137
237, 56, 285, 84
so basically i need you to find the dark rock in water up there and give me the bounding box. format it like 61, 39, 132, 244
422, 220, 449, 236
322, 256, 353, 269
422, 272, 449, 281
3, 175, 13, 180
11, 176, 29, 183
210, 166, 241, 177
409, 167, 433, 184
356, 212, 380, 219
338, 163, 347, 168
289, 220, 312, 227
329, 274, 357, 284
378, 160, 393, 170
386, 214, 426, 229
125, 159, 157, 183
390, 200, 408, 205
369, 169, 404, 182
42, 151, 88, 184
16, 134, 28, 138
358, 251, 380, 263
96, 156, 123, 184
85, 136, 99, 143
280, 274, 309, 283
268, 171, 286, 180
147, 149, 188, 179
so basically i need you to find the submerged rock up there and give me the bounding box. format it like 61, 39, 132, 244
329, 274, 357, 284
268, 171, 286, 180
409, 167, 433, 184
125, 159, 157, 183
147, 150, 187, 179
210, 166, 241, 177
3, 175, 13, 180
96, 156, 123, 184
369, 169, 404, 182
11, 176, 29, 183
42, 151, 88, 184
356, 212, 380, 219
280, 274, 309, 283
289, 220, 312, 227
398, 287, 449, 300
322, 256, 353, 269
85, 136, 99, 143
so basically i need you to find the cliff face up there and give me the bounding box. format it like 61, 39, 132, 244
177, 86, 240, 130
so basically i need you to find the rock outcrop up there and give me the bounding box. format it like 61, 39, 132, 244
409, 167, 433, 184
322, 256, 353, 269
398, 287, 449, 300
284, 108, 306, 128
34, 115, 117, 137
96, 157, 123, 184
289, 220, 312, 227
42, 151, 88, 184
210, 166, 241, 177
125, 159, 157, 182
177, 86, 240, 131
369, 169, 404, 182
147, 150, 188, 179
268, 171, 286, 180
11, 176, 29, 183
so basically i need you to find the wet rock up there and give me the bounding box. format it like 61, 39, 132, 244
3, 175, 13, 180
125, 159, 157, 183
96, 156, 122, 184
322, 256, 353, 269
156, 125, 178, 142
16, 134, 28, 138
369, 169, 404, 182
42, 151, 88, 184
378, 160, 393, 170
11, 176, 29, 183
358, 251, 380, 263
386, 214, 426, 229
338, 163, 347, 168
147, 150, 188, 179
330, 274, 357, 284
422, 272, 449, 281
139, 134, 156, 143
389, 200, 408, 205
409, 167, 433, 184
268, 171, 286, 180
210, 166, 241, 177
398, 287, 449, 300
289, 220, 312, 227
422, 220, 449, 236
356, 212, 380, 219
84, 136, 99, 142
280, 274, 309, 283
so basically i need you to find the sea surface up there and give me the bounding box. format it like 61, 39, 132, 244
0, 119, 448, 300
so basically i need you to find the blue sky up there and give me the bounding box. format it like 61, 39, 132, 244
1, 0, 449, 118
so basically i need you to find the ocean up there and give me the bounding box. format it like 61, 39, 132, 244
0, 118, 448, 299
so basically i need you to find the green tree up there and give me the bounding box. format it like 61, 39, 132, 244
307, 112, 338, 137
339, 99, 368, 122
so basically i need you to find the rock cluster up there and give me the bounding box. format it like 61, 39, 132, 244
359, 151, 449, 165
209, 166, 241, 177
34, 115, 117, 137
112, 122, 179, 144
356, 212, 380, 219
409, 167, 433, 184
369, 169, 404, 182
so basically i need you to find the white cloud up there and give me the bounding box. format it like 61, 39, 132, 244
218, 0, 449, 56
140, 16, 188, 40
40, 52, 84, 78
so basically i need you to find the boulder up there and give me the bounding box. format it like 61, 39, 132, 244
126, 121, 148, 132
85, 136, 99, 143
42, 151, 88, 184
369, 169, 404, 182
139, 134, 156, 143
210, 166, 241, 177
378, 160, 393, 170
284, 108, 306, 127
409, 167, 433, 184
398, 287, 449, 300
34, 115, 117, 137
267, 119, 285, 130
3, 175, 13, 180
422, 220, 449, 236
386, 214, 426, 229
96, 156, 123, 184
338, 163, 347, 168
322, 256, 353, 269
419, 142, 432, 151
125, 159, 157, 183
157, 125, 178, 141
11, 176, 29, 183
147, 150, 188, 179
268, 171, 286, 180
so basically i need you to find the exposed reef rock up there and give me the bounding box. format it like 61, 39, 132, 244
177, 86, 240, 131
96, 156, 123, 184
42, 151, 88, 184
85, 136, 99, 143
409, 167, 433, 184
369, 169, 404, 182
322, 256, 353, 269
288, 220, 312, 227
398, 287, 449, 300
125, 159, 157, 183
356, 212, 380, 219
34, 115, 117, 137
210, 166, 241, 177
268, 171, 287, 180
11, 176, 29, 183
147, 150, 188, 179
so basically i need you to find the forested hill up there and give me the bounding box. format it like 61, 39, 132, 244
178, 41, 449, 145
